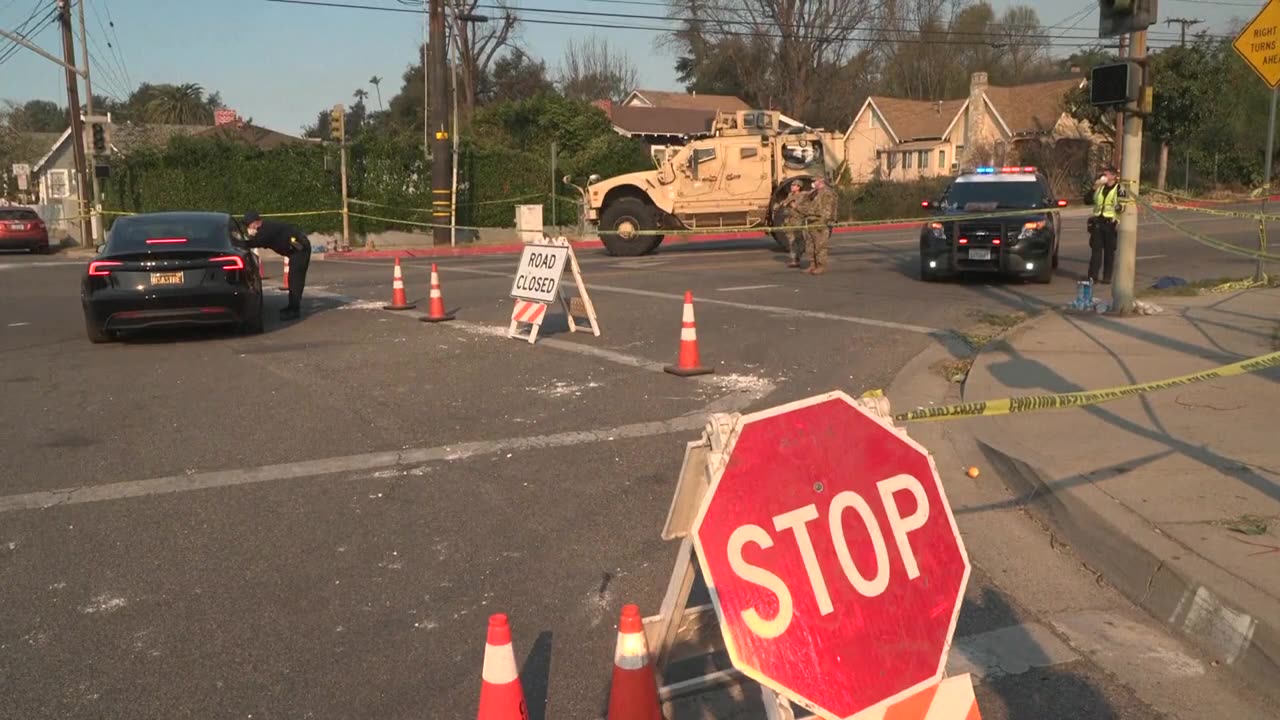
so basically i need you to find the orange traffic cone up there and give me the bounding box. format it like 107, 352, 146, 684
383, 258, 417, 310
663, 291, 713, 377
280, 255, 290, 290
255, 249, 270, 279
606, 604, 663, 720
476, 614, 528, 720
421, 262, 456, 323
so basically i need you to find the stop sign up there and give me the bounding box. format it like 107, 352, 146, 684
692, 392, 970, 719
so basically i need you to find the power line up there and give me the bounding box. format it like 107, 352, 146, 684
263, 0, 1192, 50
1166, 17, 1204, 48
97, 0, 130, 90
90, 0, 131, 94
0, 6, 59, 67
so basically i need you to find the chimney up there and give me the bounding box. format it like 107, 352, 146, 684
214, 108, 238, 127
966, 72, 990, 160
970, 72, 988, 93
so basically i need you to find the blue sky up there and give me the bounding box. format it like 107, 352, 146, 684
0, 0, 1263, 134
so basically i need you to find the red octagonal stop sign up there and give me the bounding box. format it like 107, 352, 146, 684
692, 392, 970, 719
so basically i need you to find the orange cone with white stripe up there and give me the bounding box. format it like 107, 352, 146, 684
280, 255, 290, 290
255, 249, 270, 279
421, 262, 456, 323
663, 291, 713, 377
383, 258, 416, 310
476, 614, 528, 720
605, 604, 663, 720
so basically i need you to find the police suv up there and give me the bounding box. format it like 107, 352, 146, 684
918, 166, 1066, 284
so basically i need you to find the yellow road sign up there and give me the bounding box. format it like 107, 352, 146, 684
1235, 0, 1280, 88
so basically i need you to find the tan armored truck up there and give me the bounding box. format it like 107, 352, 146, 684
566, 109, 833, 256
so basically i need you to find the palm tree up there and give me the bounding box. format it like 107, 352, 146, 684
144, 83, 213, 125
369, 75, 384, 111
354, 88, 369, 105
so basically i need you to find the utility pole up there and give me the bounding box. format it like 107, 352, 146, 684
1165, 17, 1202, 47
78, 0, 103, 245
330, 105, 350, 250
422, 0, 430, 171
56, 0, 91, 248
428, 0, 451, 245
450, 51, 459, 247
1113, 34, 1127, 169
1111, 29, 1147, 315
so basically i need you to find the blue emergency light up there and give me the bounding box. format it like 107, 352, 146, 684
975, 167, 995, 174
974, 166, 1037, 174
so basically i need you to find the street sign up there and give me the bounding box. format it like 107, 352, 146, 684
692, 392, 970, 720
510, 243, 569, 304
11, 163, 30, 176
1234, 0, 1280, 88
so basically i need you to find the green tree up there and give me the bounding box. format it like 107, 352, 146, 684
479, 50, 555, 105
4, 99, 67, 132
1148, 45, 1215, 190
144, 83, 214, 124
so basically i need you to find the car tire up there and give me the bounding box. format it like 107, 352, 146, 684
1051, 241, 1059, 269
600, 198, 663, 257
241, 300, 265, 335
85, 316, 113, 344
1034, 258, 1054, 284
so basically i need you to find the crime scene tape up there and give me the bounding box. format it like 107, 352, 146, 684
1140, 197, 1280, 262
1142, 187, 1279, 206
894, 351, 1280, 423
1146, 200, 1280, 224
348, 193, 545, 212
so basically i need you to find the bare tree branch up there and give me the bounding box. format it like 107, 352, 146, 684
558, 35, 639, 102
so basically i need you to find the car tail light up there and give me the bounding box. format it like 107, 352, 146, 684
88, 261, 122, 276
1057, 199, 1068, 207
958, 237, 968, 245
992, 238, 1001, 245
928, 222, 943, 230
145, 237, 187, 245
211, 255, 245, 271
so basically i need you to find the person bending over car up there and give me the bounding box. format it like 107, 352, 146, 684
241, 211, 311, 320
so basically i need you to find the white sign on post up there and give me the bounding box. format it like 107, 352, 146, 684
510, 244, 569, 304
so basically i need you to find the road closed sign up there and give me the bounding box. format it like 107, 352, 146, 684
511, 243, 569, 304
692, 392, 969, 720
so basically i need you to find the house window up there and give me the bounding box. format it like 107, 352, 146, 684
938, 149, 947, 169
870, 112, 880, 128
903, 152, 913, 169
919, 151, 929, 169
47, 169, 70, 199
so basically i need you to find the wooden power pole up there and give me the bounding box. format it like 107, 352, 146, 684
57, 0, 91, 247
1165, 17, 1203, 47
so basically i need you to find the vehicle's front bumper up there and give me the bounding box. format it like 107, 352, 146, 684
922, 233, 1052, 277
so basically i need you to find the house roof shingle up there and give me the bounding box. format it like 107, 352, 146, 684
869, 97, 967, 142
608, 105, 716, 137
983, 77, 1084, 136
625, 89, 751, 113
191, 123, 307, 150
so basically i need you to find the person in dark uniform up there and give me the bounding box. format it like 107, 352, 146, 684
242, 211, 311, 320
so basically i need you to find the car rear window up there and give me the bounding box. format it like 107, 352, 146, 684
944, 179, 1046, 210
106, 216, 233, 253
0, 208, 40, 221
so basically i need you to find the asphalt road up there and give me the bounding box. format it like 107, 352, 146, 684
0, 207, 1273, 719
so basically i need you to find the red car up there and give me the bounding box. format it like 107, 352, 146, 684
0, 206, 50, 253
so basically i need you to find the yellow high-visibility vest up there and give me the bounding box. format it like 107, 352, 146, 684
1093, 185, 1120, 220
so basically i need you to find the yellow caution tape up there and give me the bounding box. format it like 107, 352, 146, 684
895, 351, 1280, 423
349, 193, 545, 212
1140, 198, 1280, 261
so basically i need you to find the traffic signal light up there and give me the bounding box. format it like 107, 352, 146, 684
90, 123, 106, 155
1099, 0, 1158, 38
329, 104, 344, 143
1090, 62, 1143, 108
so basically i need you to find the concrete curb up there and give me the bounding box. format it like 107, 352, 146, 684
959, 312, 1280, 705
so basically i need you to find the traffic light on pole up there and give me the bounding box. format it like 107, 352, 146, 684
1099, 0, 1158, 38
90, 123, 106, 155
329, 104, 344, 143
1089, 62, 1143, 108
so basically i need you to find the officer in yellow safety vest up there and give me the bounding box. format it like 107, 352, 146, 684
1084, 165, 1125, 284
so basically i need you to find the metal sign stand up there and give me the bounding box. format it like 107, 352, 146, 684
507, 236, 600, 344
645, 394, 897, 718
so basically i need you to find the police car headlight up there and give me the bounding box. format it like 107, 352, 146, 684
1018, 220, 1047, 240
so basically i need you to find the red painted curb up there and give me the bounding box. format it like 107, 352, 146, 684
325, 220, 921, 260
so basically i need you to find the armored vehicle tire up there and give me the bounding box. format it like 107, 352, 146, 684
600, 198, 663, 256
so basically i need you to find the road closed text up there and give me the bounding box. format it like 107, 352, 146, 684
513, 273, 559, 296
725, 473, 930, 640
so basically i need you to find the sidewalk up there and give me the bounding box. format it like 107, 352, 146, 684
964, 288, 1280, 700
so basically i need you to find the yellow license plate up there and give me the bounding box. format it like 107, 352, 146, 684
150, 271, 184, 286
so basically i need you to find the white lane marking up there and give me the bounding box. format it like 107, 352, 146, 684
1137, 254, 1167, 260
439, 266, 944, 336
716, 284, 778, 292
0, 260, 82, 270
7, 322, 30, 327
0, 395, 766, 514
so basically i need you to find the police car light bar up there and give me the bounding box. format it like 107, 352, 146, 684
975, 166, 1037, 174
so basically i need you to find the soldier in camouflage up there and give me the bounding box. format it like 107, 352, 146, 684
797, 177, 838, 275
776, 181, 806, 268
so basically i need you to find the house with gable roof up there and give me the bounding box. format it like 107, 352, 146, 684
842, 72, 1094, 184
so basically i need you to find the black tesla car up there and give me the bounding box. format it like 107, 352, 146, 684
918, 167, 1065, 284
82, 211, 264, 343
